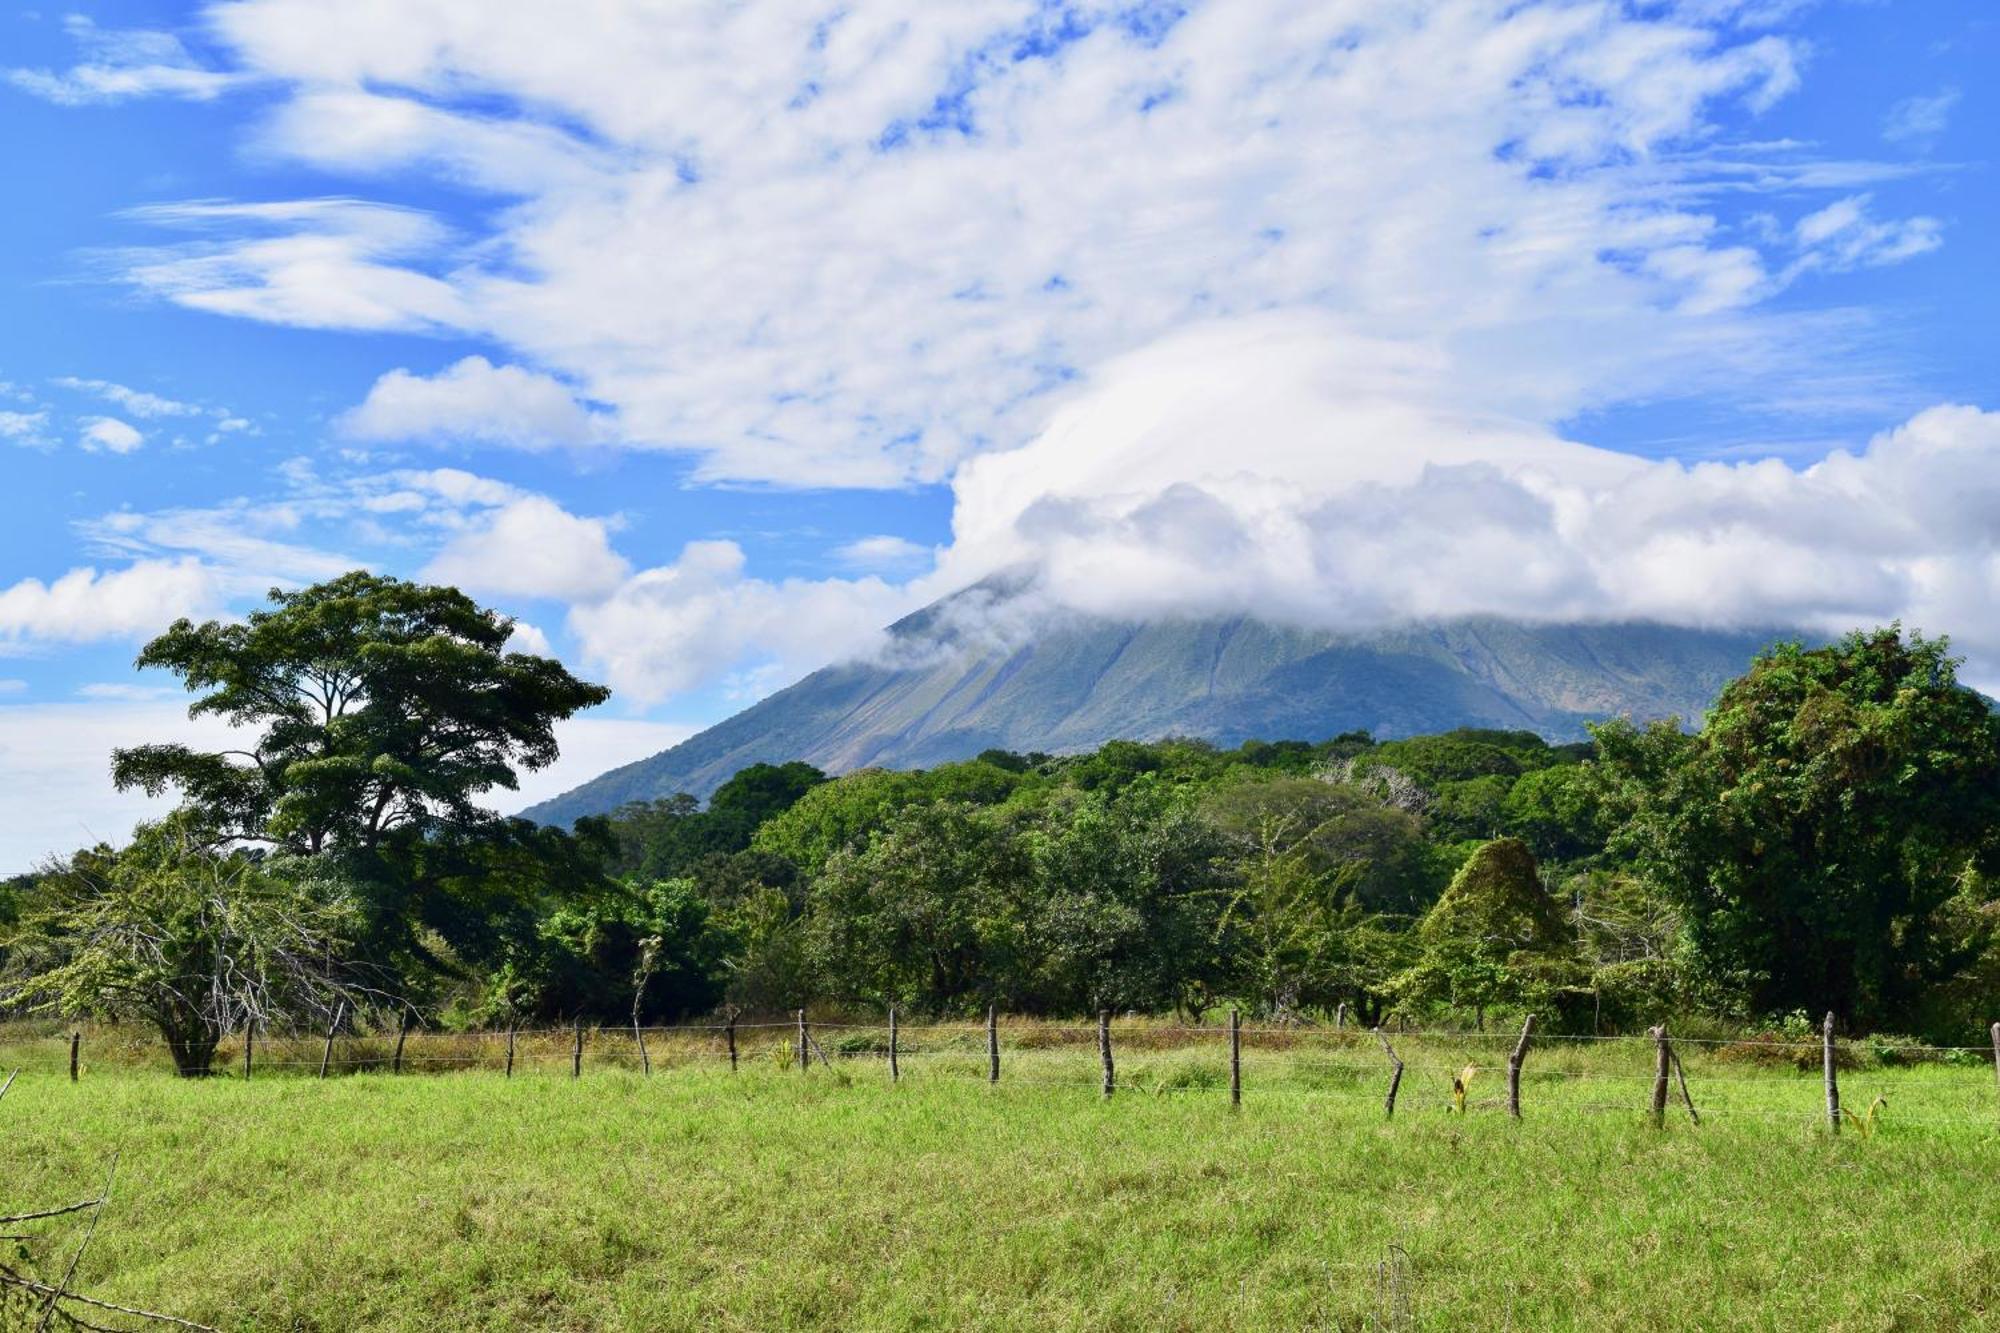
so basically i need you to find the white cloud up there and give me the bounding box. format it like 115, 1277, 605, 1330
0, 560, 221, 648
340, 356, 605, 450
423, 496, 630, 601
0, 679, 26, 695
568, 541, 913, 706
98, 0, 1908, 486
1883, 87, 1958, 143
1788, 194, 1942, 274
503, 620, 554, 657
8, 15, 242, 105
502, 717, 700, 814
79, 417, 144, 454
113, 198, 465, 332
0, 410, 53, 449
0, 701, 242, 872
921, 320, 2000, 691
75, 682, 184, 701
834, 535, 935, 573
54, 376, 203, 418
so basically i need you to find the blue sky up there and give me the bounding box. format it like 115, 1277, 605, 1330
1, 0, 1996, 868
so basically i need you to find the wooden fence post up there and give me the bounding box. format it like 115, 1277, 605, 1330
1989, 1022, 1999, 1126
888, 1006, 898, 1083
1374, 1028, 1403, 1119
242, 1026, 252, 1082
634, 1016, 651, 1078
1335, 1002, 1346, 1031
505, 1024, 516, 1079
1229, 1008, 1242, 1108
726, 1011, 738, 1073
1649, 1025, 1669, 1128
68, 1031, 79, 1083
1507, 1014, 1534, 1119
1823, 1011, 1840, 1134
572, 1020, 584, 1080
319, 1001, 345, 1080
1098, 1011, 1114, 1098
797, 1009, 808, 1073
987, 1005, 1000, 1084
392, 1006, 412, 1076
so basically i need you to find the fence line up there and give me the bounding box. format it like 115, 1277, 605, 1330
10, 1015, 2000, 1133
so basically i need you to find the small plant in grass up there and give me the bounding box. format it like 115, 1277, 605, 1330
1841, 1095, 1888, 1138
1450, 1064, 1477, 1114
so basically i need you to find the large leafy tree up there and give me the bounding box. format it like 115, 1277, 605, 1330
115, 572, 608, 853
110, 572, 613, 986
5, 816, 359, 1075
1594, 628, 2000, 1029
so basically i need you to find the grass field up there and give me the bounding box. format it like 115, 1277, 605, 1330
4, 1023, 1999, 1331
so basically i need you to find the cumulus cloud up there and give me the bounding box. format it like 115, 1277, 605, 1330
79, 417, 144, 454
423, 496, 630, 601
340, 356, 606, 449
89, 0, 1928, 486
567, 542, 913, 706
923, 319, 2000, 690
0, 560, 222, 648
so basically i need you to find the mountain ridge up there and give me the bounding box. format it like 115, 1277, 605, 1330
524, 600, 1787, 826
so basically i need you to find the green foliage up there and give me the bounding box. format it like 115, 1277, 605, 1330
1594, 628, 2000, 1031
488, 877, 723, 1025
750, 761, 1026, 877
103, 572, 620, 1002
1, 817, 357, 1074
1394, 838, 1583, 1024
114, 571, 608, 854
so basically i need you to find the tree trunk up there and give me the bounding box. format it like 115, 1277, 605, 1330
165, 1030, 220, 1078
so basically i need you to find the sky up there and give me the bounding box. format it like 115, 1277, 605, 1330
1, 0, 1996, 871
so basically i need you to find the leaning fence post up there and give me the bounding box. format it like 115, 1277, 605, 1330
1649, 1025, 1669, 1128
887, 1006, 898, 1083
987, 1004, 1000, 1084
68, 1031, 79, 1083
1990, 1022, 2000, 1126
797, 1009, 808, 1073
572, 1020, 584, 1080
392, 1006, 412, 1076
1823, 1011, 1840, 1134
319, 1001, 345, 1080
1229, 1008, 1242, 1108
725, 1010, 738, 1073
1670, 1047, 1700, 1125
1098, 1010, 1114, 1098
1507, 1014, 1534, 1119
1374, 1028, 1403, 1119
505, 1023, 516, 1078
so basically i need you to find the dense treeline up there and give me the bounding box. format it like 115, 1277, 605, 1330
2, 574, 1996, 1075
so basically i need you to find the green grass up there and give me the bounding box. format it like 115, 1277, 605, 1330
4, 1029, 1999, 1331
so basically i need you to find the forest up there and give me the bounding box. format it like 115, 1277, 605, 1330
3, 573, 1997, 1073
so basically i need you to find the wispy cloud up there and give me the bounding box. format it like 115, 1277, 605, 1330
1883, 87, 1959, 143
8, 14, 244, 105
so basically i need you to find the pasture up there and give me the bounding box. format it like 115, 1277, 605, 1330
4, 1023, 1998, 1331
